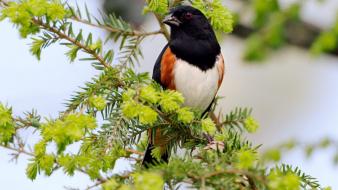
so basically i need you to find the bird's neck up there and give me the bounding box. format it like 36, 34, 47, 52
169, 30, 220, 71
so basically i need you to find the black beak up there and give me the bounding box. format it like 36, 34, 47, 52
163, 14, 181, 26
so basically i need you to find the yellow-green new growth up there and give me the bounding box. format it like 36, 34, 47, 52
244, 116, 259, 133
58, 154, 77, 176
122, 100, 158, 125
1, 0, 68, 37
151, 146, 162, 161
122, 100, 140, 118
41, 114, 97, 152
88, 39, 103, 51
89, 95, 107, 111
34, 140, 47, 157
268, 170, 301, 190
159, 90, 184, 113
201, 118, 217, 135
177, 107, 194, 124
102, 179, 120, 190
193, 0, 233, 33
26, 161, 39, 180
39, 154, 55, 176
140, 85, 160, 104
236, 149, 257, 169
0, 103, 15, 145
143, 0, 168, 15
133, 172, 164, 190
138, 105, 158, 125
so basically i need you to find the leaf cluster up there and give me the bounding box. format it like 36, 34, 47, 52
0, 104, 15, 145
192, 0, 233, 33
69, 2, 144, 67
0, 0, 67, 37
311, 16, 338, 55
244, 1, 301, 61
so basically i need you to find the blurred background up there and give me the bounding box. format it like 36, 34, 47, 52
0, 0, 338, 189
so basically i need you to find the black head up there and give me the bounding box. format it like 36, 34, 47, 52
163, 6, 213, 39
163, 6, 220, 71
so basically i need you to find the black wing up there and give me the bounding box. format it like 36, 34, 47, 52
152, 44, 169, 87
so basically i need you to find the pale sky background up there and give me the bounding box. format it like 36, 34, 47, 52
1, 0, 338, 189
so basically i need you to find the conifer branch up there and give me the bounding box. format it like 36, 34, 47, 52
0, 0, 111, 68
0, 144, 34, 157
126, 148, 144, 155
188, 169, 263, 190
0, 141, 143, 184
71, 16, 164, 37
154, 13, 170, 41
85, 181, 104, 190
0, 0, 8, 6
0, 1, 332, 189
31, 19, 110, 69
0, 143, 108, 182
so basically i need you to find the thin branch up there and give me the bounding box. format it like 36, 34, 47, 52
0, 144, 34, 157
71, 16, 163, 37
0, 143, 141, 180
119, 36, 144, 67
0, 144, 108, 183
126, 148, 144, 156
31, 19, 110, 69
154, 13, 170, 41
85, 181, 103, 190
201, 177, 206, 190
0, 0, 111, 68
0, 0, 8, 6
231, 1, 338, 57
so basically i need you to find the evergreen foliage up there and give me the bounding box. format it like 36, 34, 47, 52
244, 1, 301, 61
0, 0, 334, 190
240, 0, 338, 61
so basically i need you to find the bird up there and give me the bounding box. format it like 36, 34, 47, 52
142, 5, 224, 167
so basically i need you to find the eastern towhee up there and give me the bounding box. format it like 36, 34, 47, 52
142, 5, 224, 167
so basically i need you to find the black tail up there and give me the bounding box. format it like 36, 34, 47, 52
142, 143, 169, 168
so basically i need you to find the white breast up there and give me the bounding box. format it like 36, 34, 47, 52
173, 57, 222, 112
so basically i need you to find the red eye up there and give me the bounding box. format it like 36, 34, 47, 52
185, 12, 193, 20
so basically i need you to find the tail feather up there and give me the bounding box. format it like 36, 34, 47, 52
142, 143, 169, 168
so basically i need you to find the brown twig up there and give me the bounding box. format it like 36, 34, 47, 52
31, 19, 110, 69
0, 0, 8, 6
71, 16, 163, 37
0, 0, 113, 68
126, 148, 144, 156
0, 144, 34, 157
0, 144, 108, 183
85, 181, 104, 190
154, 13, 170, 41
